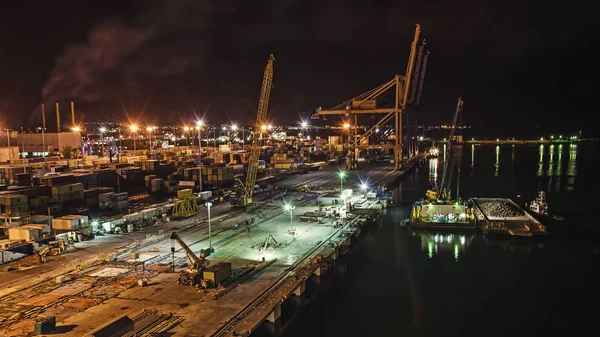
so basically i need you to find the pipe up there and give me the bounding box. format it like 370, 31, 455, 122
55, 101, 61, 133
70, 101, 75, 127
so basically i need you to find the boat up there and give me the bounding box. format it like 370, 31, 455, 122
525, 191, 566, 230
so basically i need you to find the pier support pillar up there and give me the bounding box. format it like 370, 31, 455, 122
266, 302, 281, 323
293, 281, 305, 297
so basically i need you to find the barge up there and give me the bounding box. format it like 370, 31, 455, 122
470, 197, 548, 237
410, 199, 478, 230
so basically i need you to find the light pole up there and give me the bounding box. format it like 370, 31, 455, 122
72, 126, 81, 158
231, 124, 238, 145
205, 202, 212, 248
183, 126, 190, 146
130, 125, 138, 151
99, 127, 106, 157
285, 203, 295, 234
6, 128, 11, 162
361, 183, 368, 196
146, 126, 154, 151
338, 170, 346, 192
197, 120, 204, 192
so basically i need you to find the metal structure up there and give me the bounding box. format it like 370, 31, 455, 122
170, 231, 208, 286
315, 25, 422, 170
438, 97, 464, 200
171, 196, 199, 218
245, 54, 275, 204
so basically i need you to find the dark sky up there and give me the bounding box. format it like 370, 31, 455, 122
0, 0, 598, 135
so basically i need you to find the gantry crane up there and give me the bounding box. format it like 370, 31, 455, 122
242, 54, 275, 206
315, 25, 423, 170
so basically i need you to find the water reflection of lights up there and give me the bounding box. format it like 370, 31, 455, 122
421, 233, 472, 260
429, 158, 438, 185
547, 144, 555, 190
556, 144, 563, 190
567, 144, 577, 191
471, 144, 475, 168
537, 144, 544, 177
443, 144, 447, 162
494, 145, 500, 177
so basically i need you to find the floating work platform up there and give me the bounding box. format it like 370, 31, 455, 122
470, 197, 548, 237
410, 200, 478, 231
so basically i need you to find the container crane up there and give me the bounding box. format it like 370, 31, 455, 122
241, 54, 275, 206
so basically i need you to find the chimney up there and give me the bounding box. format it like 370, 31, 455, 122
55, 101, 61, 133
70, 101, 75, 127
41, 103, 46, 130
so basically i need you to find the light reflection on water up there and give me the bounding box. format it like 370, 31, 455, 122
419, 232, 474, 261
428, 158, 438, 185
494, 145, 499, 177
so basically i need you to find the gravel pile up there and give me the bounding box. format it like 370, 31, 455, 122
479, 201, 524, 218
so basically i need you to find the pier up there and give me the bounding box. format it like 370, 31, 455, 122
0, 160, 411, 337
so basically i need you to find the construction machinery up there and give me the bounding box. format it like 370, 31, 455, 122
170, 231, 209, 287
171, 196, 199, 219
434, 97, 463, 201
36, 240, 66, 263
239, 54, 275, 207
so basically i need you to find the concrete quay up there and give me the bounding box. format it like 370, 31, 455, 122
0, 187, 384, 337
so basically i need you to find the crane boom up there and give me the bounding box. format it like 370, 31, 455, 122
245, 54, 275, 202
438, 97, 463, 197
170, 231, 199, 267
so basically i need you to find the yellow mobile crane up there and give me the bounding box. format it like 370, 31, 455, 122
170, 231, 209, 287
234, 55, 275, 208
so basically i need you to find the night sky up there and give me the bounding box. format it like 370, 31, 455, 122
0, 0, 597, 136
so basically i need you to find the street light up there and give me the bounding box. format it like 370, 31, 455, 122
205, 202, 212, 248
284, 203, 296, 234
130, 125, 138, 151
360, 183, 368, 192
196, 120, 204, 192
99, 127, 106, 157
231, 124, 238, 131
146, 126, 154, 151
338, 170, 346, 192
183, 126, 190, 146
301, 121, 308, 129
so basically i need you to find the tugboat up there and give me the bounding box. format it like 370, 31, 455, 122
526, 191, 566, 231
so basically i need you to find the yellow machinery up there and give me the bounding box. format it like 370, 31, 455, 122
232, 178, 251, 207
36, 240, 66, 264
170, 231, 209, 287
244, 54, 275, 205
172, 196, 199, 219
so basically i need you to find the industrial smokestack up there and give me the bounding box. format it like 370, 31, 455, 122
41, 103, 46, 130
55, 101, 61, 133
70, 101, 75, 126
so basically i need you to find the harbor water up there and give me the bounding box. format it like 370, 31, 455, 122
280, 143, 600, 337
